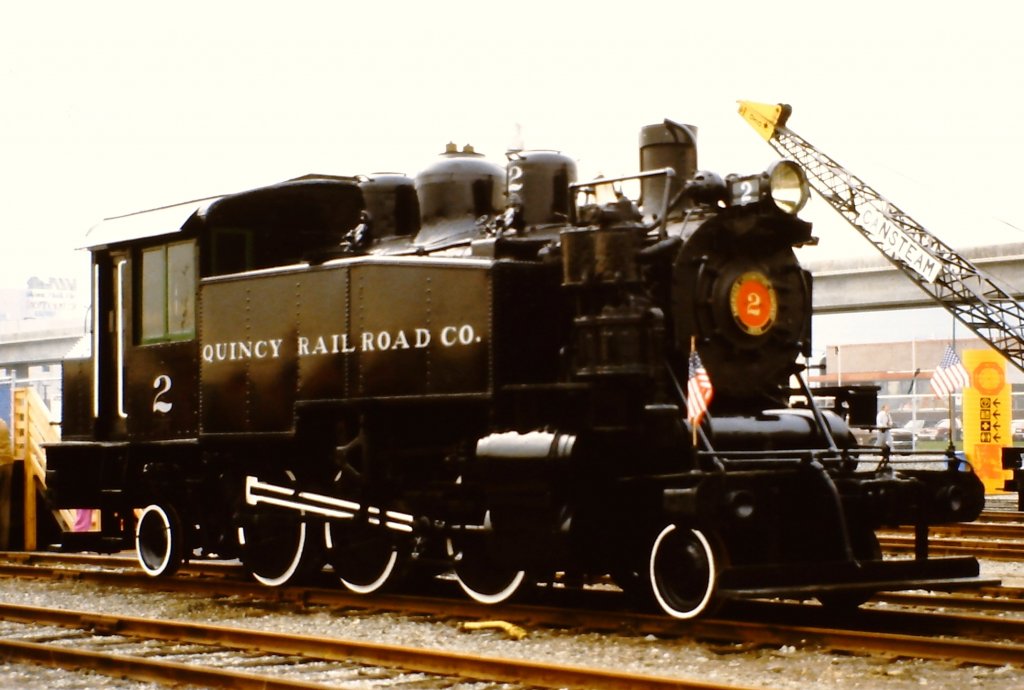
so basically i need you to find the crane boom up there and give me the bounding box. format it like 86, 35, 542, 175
738, 100, 1024, 373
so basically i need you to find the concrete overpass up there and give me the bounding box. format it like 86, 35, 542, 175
2, 242, 1024, 371
0, 320, 85, 380
805, 241, 1024, 314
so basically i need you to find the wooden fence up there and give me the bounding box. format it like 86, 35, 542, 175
12, 387, 73, 548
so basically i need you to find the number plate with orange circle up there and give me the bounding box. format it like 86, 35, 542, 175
730, 271, 777, 336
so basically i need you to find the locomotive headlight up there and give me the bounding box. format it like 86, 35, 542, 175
766, 160, 809, 214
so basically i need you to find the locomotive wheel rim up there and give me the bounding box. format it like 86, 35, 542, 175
238, 519, 309, 587
446, 536, 527, 605
135, 504, 181, 577
648, 525, 717, 619
325, 522, 400, 595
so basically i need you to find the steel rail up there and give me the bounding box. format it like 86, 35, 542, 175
931, 524, 1024, 539
703, 618, 1024, 667
878, 535, 1024, 560
874, 590, 1024, 612
0, 550, 240, 576
0, 602, 763, 690
978, 511, 1024, 523
0, 637, 336, 690
735, 598, 1024, 641
886, 523, 1024, 539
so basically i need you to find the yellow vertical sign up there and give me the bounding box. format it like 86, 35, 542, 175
962, 349, 1012, 493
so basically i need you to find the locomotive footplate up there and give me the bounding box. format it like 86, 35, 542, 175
715, 556, 996, 600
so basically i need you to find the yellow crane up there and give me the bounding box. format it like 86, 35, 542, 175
738, 100, 1024, 373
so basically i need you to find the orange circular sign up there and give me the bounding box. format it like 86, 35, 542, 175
730, 271, 777, 336
972, 361, 1005, 395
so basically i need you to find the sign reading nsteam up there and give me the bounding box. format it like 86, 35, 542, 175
856, 205, 941, 283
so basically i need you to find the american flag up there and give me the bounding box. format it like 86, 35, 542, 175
686, 349, 714, 427
931, 344, 970, 398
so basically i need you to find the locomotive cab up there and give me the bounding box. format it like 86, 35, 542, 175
48, 176, 367, 555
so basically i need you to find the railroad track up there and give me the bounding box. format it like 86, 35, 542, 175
978, 509, 1024, 522
11, 551, 1024, 616
0, 552, 1021, 678
878, 535, 1024, 560
1, 601, 766, 690
879, 510, 1024, 560
873, 586, 1024, 613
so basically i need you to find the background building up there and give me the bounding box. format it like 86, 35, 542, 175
812, 337, 1023, 434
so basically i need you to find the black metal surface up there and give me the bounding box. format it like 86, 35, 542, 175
44, 120, 995, 617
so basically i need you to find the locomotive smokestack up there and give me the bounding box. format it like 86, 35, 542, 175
639, 121, 697, 220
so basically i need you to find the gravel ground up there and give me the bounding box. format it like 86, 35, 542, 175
0, 495, 1021, 689
0, 560, 1022, 690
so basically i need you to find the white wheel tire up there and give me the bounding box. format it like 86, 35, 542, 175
447, 537, 527, 605
136, 504, 181, 577
455, 566, 527, 605
238, 521, 308, 587
327, 523, 400, 595
648, 525, 717, 619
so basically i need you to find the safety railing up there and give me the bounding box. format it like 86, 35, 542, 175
12, 387, 74, 548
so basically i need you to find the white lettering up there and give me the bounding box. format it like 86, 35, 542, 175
392, 330, 410, 350
203, 339, 285, 363
857, 206, 941, 283
204, 326, 481, 365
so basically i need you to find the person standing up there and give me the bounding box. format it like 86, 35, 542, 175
876, 404, 894, 448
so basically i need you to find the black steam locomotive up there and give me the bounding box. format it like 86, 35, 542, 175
46, 120, 986, 618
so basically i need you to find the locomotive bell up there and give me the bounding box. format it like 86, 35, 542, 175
414, 144, 505, 246
505, 150, 577, 228
639, 121, 697, 220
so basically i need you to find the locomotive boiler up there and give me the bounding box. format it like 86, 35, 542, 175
45, 119, 987, 618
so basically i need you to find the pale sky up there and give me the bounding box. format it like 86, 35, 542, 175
3, 0, 1023, 312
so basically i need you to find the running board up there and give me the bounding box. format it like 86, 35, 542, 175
244, 476, 414, 533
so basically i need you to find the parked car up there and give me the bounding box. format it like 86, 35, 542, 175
852, 419, 921, 451
891, 420, 924, 451
918, 418, 962, 442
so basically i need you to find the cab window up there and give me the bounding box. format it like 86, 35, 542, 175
140, 240, 196, 343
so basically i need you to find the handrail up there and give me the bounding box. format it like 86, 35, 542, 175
12, 387, 74, 548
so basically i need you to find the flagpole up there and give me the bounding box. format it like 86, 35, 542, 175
946, 392, 955, 452
931, 342, 969, 452
690, 335, 698, 448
